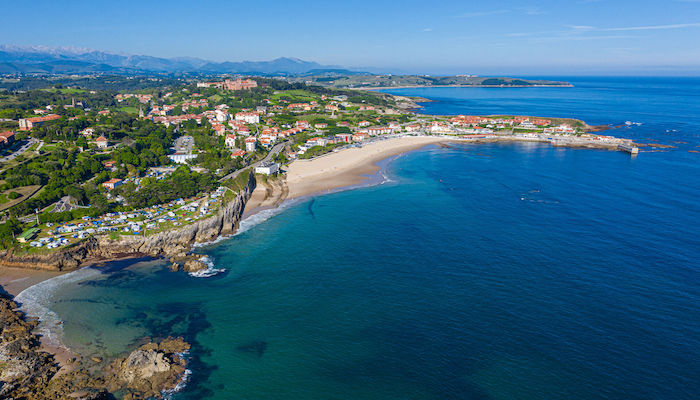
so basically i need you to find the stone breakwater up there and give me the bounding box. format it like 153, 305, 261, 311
0, 172, 256, 272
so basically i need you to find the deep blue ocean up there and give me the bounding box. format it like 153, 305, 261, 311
22, 77, 700, 399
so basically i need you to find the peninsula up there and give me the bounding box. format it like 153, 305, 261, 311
286, 74, 573, 89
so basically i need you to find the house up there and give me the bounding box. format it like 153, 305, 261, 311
352, 132, 369, 142
295, 120, 310, 129
225, 134, 237, 148
0, 131, 15, 147
103, 160, 116, 170
306, 137, 328, 147
196, 81, 223, 88
80, 127, 95, 137
18, 114, 61, 131
102, 178, 123, 190
464, 127, 494, 134
259, 136, 273, 147
429, 122, 452, 134
543, 124, 576, 134
211, 123, 226, 136
95, 136, 109, 148
405, 124, 421, 132
254, 162, 280, 175
314, 123, 328, 129
335, 133, 353, 143
244, 137, 257, 152
231, 149, 246, 158
519, 121, 538, 129
235, 112, 260, 124
367, 126, 392, 135
389, 122, 401, 130
358, 120, 371, 127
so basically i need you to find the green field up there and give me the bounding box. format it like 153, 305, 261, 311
208, 94, 223, 103
118, 106, 140, 115
40, 88, 86, 94
270, 89, 319, 102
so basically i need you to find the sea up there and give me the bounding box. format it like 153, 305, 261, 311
15, 77, 700, 399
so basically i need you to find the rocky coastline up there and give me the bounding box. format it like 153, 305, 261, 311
0, 172, 256, 273
1, 293, 191, 399
0, 174, 256, 399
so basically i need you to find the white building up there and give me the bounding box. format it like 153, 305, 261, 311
245, 137, 257, 152
225, 134, 237, 148
235, 112, 260, 124
168, 153, 197, 164
215, 109, 229, 122
95, 136, 109, 148
255, 162, 280, 175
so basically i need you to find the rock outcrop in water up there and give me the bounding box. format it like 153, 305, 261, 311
1, 294, 191, 399
0, 172, 256, 271
103, 337, 190, 400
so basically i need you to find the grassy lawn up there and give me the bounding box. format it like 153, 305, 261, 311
208, 94, 223, 103
0, 185, 42, 212
40, 88, 86, 94
271, 89, 320, 102
118, 106, 140, 115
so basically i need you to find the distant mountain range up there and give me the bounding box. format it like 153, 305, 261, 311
0, 45, 358, 76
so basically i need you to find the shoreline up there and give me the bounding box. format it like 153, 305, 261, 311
0, 265, 66, 297
240, 136, 448, 220
4, 134, 636, 392
361, 84, 574, 90
1, 134, 633, 292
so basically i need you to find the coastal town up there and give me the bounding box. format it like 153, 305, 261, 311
0, 75, 638, 258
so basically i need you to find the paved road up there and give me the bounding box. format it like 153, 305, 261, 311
0, 138, 38, 163
220, 140, 288, 182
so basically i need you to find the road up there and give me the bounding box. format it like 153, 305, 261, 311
220, 140, 288, 182
0, 138, 38, 163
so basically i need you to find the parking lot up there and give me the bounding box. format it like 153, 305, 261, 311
174, 135, 194, 154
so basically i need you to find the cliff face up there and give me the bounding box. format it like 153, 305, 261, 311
0, 173, 256, 271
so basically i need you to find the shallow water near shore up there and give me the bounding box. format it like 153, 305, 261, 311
23, 77, 700, 399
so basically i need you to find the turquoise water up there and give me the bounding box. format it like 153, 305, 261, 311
22, 78, 700, 399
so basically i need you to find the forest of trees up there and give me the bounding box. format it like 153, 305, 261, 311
115, 165, 218, 209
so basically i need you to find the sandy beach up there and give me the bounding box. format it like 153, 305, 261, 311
0, 266, 65, 297
241, 136, 447, 220
285, 136, 447, 199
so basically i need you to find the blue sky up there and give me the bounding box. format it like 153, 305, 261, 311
2, 0, 700, 75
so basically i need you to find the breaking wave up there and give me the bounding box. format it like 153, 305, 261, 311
15, 267, 102, 350
188, 256, 226, 278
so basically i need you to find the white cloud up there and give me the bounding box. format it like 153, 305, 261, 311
602, 22, 700, 31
